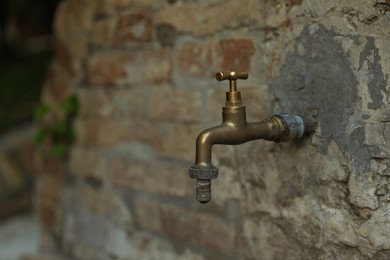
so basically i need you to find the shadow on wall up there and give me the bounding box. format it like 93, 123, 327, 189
0, 0, 60, 134
0, 0, 61, 239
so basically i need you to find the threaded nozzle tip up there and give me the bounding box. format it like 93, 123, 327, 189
196, 179, 211, 204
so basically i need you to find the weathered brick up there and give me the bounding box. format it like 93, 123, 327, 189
100, 0, 131, 10
35, 175, 63, 232
78, 86, 150, 119
79, 185, 133, 226
178, 41, 214, 78
113, 12, 153, 46
139, 49, 172, 83
150, 86, 201, 122
69, 147, 106, 178
54, 2, 88, 71
42, 62, 73, 105
179, 39, 255, 78
216, 39, 255, 72
160, 123, 201, 162
238, 86, 269, 121
205, 86, 226, 123
109, 159, 192, 197
34, 152, 65, 178
85, 49, 172, 86
75, 116, 178, 149
98, 0, 154, 15
85, 52, 134, 85
78, 88, 113, 118
53, 38, 73, 75
90, 18, 116, 48
68, 0, 102, 31
111, 87, 150, 118
155, 1, 261, 36
75, 118, 133, 146
134, 198, 235, 253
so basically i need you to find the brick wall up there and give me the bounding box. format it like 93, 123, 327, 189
35, 0, 390, 259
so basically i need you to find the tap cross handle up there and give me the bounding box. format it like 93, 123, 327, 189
216, 71, 248, 92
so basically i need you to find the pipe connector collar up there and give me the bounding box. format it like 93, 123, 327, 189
277, 114, 305, 140
188, 166, 219, 179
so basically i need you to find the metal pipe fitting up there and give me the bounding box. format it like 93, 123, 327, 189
188, 71, 307, 204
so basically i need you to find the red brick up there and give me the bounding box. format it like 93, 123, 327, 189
75, 118, 133, 146
178, 42, 214, 77
78, 88, 113, 118
154, 1, 261, 36
113, 12, 153, 46
77, 119, 198, 160
90, 18, 116, 48
134, 199, 235, 253
37, 205, 60, 231
85, 52, 134, 85
150, 87, 201, 123
239, 86, 269, 121
78, 87, 150, 118
35, 175, 63, 206
34, 152, 66, 178
133, 120, 166, 151
54, 2, 87, 68
53, 38, 73, 75
68, 0, 101, 31
79, 185, 132, 225
42, 62, 73, 104
75, 117, 173, 148
100, 0, 131, 10
85, 49, 172, 86
160, 122, 201, 162
70, 147, 106, 178
140, 49, 172, 83
109, 160, 192, 197
35, 174, 63, 233
205, 87, 226, 122
98, 0, 154, 15
179, 39, 255, 78
111, 87, 150, 118
216, 39, 255, 72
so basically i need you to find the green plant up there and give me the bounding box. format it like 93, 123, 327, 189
34, 94, 79, 157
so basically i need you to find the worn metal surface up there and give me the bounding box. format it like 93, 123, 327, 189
189, 71, 306, 203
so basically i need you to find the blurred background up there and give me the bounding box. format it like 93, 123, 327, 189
1, 0, 388, 259
0, 0, 61, 258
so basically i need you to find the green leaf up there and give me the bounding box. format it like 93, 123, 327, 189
33, 127, 47, 145
59, 94, 79, 115
53, 120, 68, 137
52, 143, 66, 157
34, 103, 50, 121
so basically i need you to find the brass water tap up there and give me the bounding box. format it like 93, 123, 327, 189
189, 71, 306, 204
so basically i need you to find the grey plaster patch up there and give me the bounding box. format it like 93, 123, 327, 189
0, 214, 38, 260
358, 37, 388, 110
270, 24, 358, 154
270, 24, 382, 208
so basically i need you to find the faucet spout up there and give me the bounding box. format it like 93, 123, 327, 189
194, 120, 281, 168
188, 71, 306, 204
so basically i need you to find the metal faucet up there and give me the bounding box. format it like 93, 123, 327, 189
189, 71, 306, 204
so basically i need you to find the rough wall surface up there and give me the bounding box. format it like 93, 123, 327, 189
37, 0, 390, 259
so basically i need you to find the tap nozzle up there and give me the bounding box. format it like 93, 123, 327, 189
196, 179, 211, 204
189, 165, 219, 203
